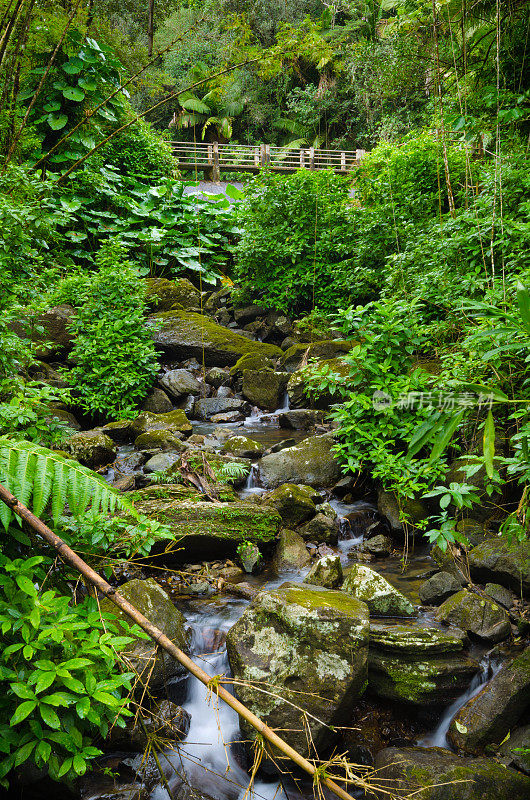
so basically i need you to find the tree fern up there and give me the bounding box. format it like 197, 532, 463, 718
0, 437, 138, 529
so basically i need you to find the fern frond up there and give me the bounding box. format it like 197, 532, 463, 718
0, 437, 139, 529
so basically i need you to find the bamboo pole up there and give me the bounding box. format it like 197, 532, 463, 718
0, 481, 357, 800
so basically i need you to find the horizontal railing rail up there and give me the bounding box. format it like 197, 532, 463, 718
169, 141, 367, 178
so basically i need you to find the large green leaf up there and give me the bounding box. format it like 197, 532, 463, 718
483, 409, 496, 479
517, 282, 530, 335
47, 113, 68, 131
429, 410, 465, 463
63, 86, 85, 102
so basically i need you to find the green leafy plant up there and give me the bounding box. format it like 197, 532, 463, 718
0, 554, 139, 786
65, 240, 158, 419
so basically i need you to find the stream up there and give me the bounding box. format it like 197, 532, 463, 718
103, 405, 509, 800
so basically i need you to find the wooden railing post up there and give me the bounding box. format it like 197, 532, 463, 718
309, 146, 315, 170
254, 146, 260, 168
260, 143, 266, 168
356, 148, 366, 163
341, 151, 346, 172
300, 149, 305, 169
211, 141, 221, 182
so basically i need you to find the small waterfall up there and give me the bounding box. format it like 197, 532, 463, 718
244, 464, 258, 490
418, 656, 502, 748
277, 391, 290, 412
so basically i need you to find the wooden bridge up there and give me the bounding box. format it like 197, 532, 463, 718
170, 141, 367, 180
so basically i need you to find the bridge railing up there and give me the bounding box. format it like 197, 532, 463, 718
169, 141, 366, 178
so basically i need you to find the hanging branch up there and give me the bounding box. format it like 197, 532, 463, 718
2, 0, 84, 168
30, 13, 207, 173
0, 0, 25, 75
0, 480, 360, 800
52, 56, 260, 185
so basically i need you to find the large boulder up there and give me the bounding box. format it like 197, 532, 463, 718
33, 304, 76, 358
368, 621, 477, 705
273, 528, 311, 572
258, 434, 341, 489
100, 578, 189, 691
373, 746, 530, 800
435, 589, 511, 643
262, 483, 317, 527
447, 646, 530, 754
377, 490, 428, 534
132, 499, 282, 560
242, 369, 289, 411
160, 369, 202, 399
192, 397, 250, 421
342, 564, 416, 617
226, 583, 369, 756
150, 310, 282, 366
108, 700, 190, 751
497, 723, 530, 774
468, 537, 530, 595
142, 387, 174, 414
130, 410, 192, 438
280, 341, 352, 373
144, 277, 201, 311
66, 430, 117, 468
286, 358, 349, 409
279, 409, 328, 429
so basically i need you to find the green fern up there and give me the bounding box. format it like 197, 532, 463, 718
0, 437, 138, 530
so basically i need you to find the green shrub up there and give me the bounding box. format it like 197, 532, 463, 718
0, 554, 137, 786
96, 119, 176, 181
234, 169, 358, 314
65, 240, 158, 419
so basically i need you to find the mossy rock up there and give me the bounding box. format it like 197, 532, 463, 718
132, 499, 282, 560
130, 410, 192, 438
100, 578, 189, 691
448, 646, 530, 755
468, 537, 530, 595
280, 340, 353, 373
377, 490, 428, 534
262, 483, 316, 527
229, 353, 275, 376
134, 430, 186, 451
374, 746, 530, 799
128, 484, 202, 503
226, 582, 369, 756
144, 277, 200, 311
66, 430, 117, 468
150, 310, 282, 366
192, 397, 249, 421
303, 555, 343, 588
435, 589, 511, 643
342, 564, 416, 617
273, 528, 311, 572
298, 512, 339, 544
368, 651, 479, 705
369, 621, 467, 656
242, 369, 289, 411
258, 434, 341, 489
221, 436, 263, 458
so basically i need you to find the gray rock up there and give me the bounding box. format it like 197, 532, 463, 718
273, 529, 311, 572
193, 397, 250, 421
363, 535, 393, 557
130, 409, 192, 437
210, 410, 246, 423
298, 512, 339, 545
160, 369, 202, 399
108, 700, 190, 750
342, 564, 416, 617
226, 583, 369, 756
222, 436, 263, 459
233, 304, 268, 324
374, 746, 530, 800
216, 386, 233, 398
242, 369, 289, 411
497, 723, 530, 775
278, 409, 327, 430
262, 483, 317, 527
144, 452, 182, 473
66, 430, 117, 468
258, 434, 341, 488
303, 555, 343, 588
448, 646, 530, 754
100, 579, 189, 691
142, 388, 174, 414
377, 490, 427, 534
280, 340, 352, 372
435, 589, 511, 643
468, 537, 530, 595
419, 571, 464, 605
205, 367, 231, 388
484, 583, 515, 609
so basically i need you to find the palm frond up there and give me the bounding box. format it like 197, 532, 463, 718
0, 437, 138, 529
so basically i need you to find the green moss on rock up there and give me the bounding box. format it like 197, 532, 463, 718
435, 589, 511, 643
342, 564, 416, 617
150, 310, 282, 366
130, 409, 192, 437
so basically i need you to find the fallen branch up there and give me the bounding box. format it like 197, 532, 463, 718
0, 480, 357, 800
